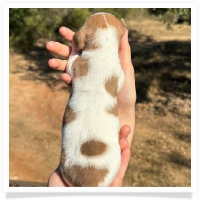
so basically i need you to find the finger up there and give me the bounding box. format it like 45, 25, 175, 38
116, 148, 131, 184
119, 148, 131, 177
109, 147, 131, 187
61, 73, 72, 86
46, 41, 72, 58
119, 138, 129, 150
119, 125, 131, 141
59, 27, 75, 42
48, 171, 69, 187
48, 58, 67, 72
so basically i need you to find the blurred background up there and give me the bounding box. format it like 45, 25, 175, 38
9, 8, 191, 187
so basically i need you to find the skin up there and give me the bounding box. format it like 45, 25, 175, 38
46, 27, 136, 187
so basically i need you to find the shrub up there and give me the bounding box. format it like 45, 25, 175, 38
148, 8, 191, 28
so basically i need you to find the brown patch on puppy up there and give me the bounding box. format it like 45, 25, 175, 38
105, 75, 118, 97
73, 14, 106, 52
62, 105, 76, 125
84, 41, 99, 51
73, 14, 109, 52
73, 13, 125, 52
73, 28, 86, 52
80, 140, 107, 157
73, 56, 90, 78
107, 104, 118, 117
85, 14, 107, 29
62, 165, 108, 187
104, 14, 126, 43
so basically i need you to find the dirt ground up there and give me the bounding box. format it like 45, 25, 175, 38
9, 18, 191, 186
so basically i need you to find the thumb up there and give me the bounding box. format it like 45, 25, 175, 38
119, 29, 132, 70
119, 29, 132, 71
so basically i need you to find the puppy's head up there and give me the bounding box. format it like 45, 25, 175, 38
73, 13, 126, 52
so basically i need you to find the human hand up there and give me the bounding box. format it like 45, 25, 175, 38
47, 125, 131, 187
46, 27, 136, 186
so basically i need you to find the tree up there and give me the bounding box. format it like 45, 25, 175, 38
148, 8, 191, 28
9, 8, 67, 51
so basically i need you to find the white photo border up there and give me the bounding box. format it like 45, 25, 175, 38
1, 0, 198, 197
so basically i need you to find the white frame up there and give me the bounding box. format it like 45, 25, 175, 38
1, 0, 198, 197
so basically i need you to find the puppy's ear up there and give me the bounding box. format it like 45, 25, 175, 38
73, 28, 86, 52
120, 18, 126, 28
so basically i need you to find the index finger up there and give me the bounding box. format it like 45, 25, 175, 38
46, 27, 75, 58
46, 41, 72, 58
59, 27, 75, 42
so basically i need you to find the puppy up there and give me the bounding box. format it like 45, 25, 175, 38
59, 12, 126, 187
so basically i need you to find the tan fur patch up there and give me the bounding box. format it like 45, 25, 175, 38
104, 14, 126, 42
73, 14, 106, 51
62, 105, 76, 125
73, 57, 89, 78
105, 75, 118, 97
74, 28, 99, 52
73, 29, 87, 52
84, 41, 99, 51
107, 104, 118, 117
62, 165, 108, 187
86, 14, 107, 29
73, 13, 125, 51
80, 140, 107, 157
